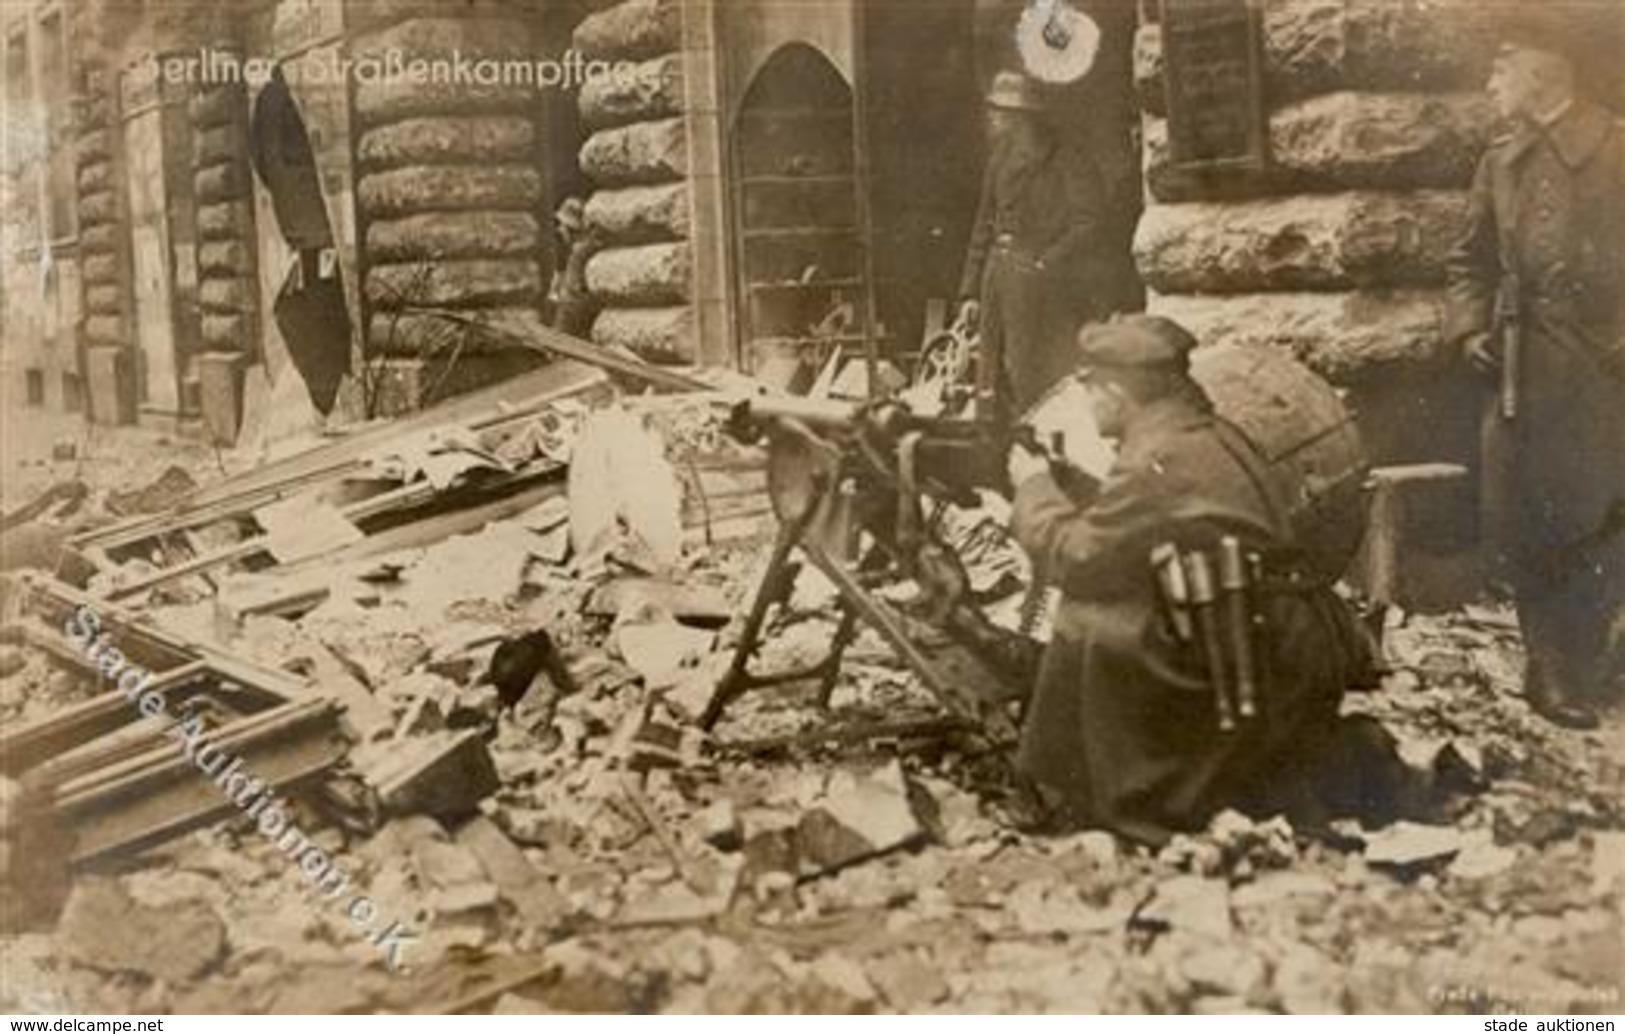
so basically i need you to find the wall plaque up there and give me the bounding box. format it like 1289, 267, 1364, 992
1159, 0, 1268, 174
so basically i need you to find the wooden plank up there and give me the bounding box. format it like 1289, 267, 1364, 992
0, 660, 211, 776
17, 575, 311, 705
62, 702, 345, 866
101, 459, 563, 601
71, 360, 610, 553
272, 477, 567, 578
420, 309, 711, 395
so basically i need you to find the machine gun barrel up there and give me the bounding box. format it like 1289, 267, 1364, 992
727, 395, 864, 435
727, 396, 993, 443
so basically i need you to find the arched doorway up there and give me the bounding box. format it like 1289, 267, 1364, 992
728, 43, 864, 389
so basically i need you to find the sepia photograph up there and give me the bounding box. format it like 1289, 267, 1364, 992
0, 0, 1621, 1019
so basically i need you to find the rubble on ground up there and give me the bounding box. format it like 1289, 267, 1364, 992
0, 361, 1619, 1015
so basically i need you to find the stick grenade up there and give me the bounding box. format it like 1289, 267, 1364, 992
1217, 536, 1259, 720
1182, 551, 1235, 732
1497, 275, 1521, 421
1245, 549, 1270, 700
1150, 543, 1194, 643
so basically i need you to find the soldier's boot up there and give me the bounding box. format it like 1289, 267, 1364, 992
1524, 658, 1600, 731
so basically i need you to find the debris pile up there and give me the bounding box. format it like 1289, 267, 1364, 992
0, 350, 1620, 1015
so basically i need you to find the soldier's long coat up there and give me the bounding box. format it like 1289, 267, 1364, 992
961, 130, 1141, 419
1443, 100, 1625, 699
1009, 389, 1372, 846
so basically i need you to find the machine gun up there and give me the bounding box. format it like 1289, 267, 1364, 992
699, 395, 1049, 745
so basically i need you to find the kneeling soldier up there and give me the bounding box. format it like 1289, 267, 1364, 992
1006, 315, 1374, 846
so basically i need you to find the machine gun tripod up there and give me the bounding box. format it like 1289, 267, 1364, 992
697, 396, 1038, 747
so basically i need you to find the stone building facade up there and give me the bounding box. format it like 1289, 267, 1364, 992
2, 3, 85, 417
5, 0, 593, 441
4, 0, 1507, 483
1132, 0, 1497, 468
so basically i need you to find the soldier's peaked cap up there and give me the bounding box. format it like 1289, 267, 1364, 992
1492, 3, 1625, 99
1075, 315, 1198, 372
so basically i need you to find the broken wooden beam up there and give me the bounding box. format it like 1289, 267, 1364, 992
56, 698, 345, 866
69, 360, 609, 559
13, 575, 313, 705
412, 308, 711, 395
0, 660, 210, 776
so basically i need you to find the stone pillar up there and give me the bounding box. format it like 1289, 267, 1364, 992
574, 0, 696, 364
70, 60, 138, 426
192, 77, 257, 437
1133, 0, 1497, 468
190, 70, 260, 443
349, 1, 551, 413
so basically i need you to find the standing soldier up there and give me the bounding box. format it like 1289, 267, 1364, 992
958, 70, 1141, 424
1444, 8, 1625, 730
548, 197, 600, 340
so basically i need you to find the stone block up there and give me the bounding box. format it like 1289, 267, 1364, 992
1135, 0, 1494, 115
351, 13, 537, 60
1351, 463, 1479, 611
79, 223, 119, 255
1267, 0, 1494, 100
84, 284, 122, 316
196, 162, 247, 203
365, 729, 500, 820
346, 0, 537, 30
201, 312, 253, 351
367, 210, 541, 262
72, 96, 113, 131
1269, 92, 1491, 189
1146, 288, 1446, 380
360, 350, 549, 414
75, 129, 112, 166
1132, 23, 1166, 118
194, 123, 244, 166
199, 278, 251, 314
584, 181, 689, 242
78, 191, 118, 229
196, 351, 247, 446
354, 76, 533, 127
366, 258, 543, 310
83, 316, 126, 348
357, 116, 535, 169
86, 345, 137, 425
1134, 191, 1468, 293
1144, 92, 1493, 201
358, 165, 542, 218
580, 118, 687, 185
573, 0, 681, 61
198, 241, 254, 278
365, 306, 539, 357
82, 254, 120, 285
190, 84, 246, 130
58, 879, 224, 985
591, 305, 694, 364
196, 202, 249, 242
75, 160, 113, 195
579, 53, 683, 129
584, 241, 690, 304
